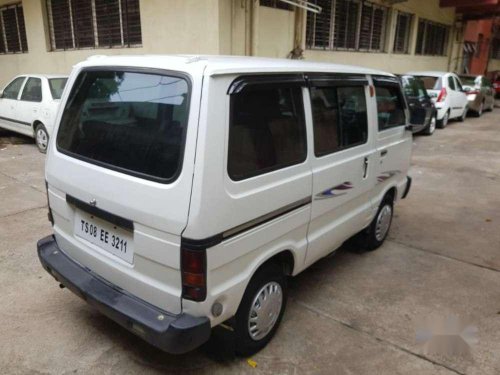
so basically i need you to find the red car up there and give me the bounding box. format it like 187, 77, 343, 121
490, 71, 500, 98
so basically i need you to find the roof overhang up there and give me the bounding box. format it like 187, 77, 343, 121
440, 0, 500, 20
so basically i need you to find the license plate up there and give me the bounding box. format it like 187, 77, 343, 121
74, 211, 134, 264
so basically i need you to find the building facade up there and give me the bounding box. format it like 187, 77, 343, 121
0, 0, 489, 87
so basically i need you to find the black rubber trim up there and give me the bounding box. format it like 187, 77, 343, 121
66, 194, 134, 231
182, 196, 312, 250
37, 235, 211, 354
305, 73, 368, 87
0, 115, 30, 126
227, 74, 306, 95
372, 75, 401, 86
402, 176, 412, 199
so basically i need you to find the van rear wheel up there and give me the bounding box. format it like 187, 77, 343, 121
234, 262, 287, 357
362, 195, 394, 251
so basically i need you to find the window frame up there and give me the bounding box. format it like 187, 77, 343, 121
306, 0, 388, 53
46, 0, 142, 51
259, 0, 294, 11
415, 18, 449, 56
373, 76, 408, 132
227, 75, 308, 182
307, 74, 369, 157
393, 10, 412, 54
55, 66, 193, 185
20, 77, 43, 103
0, 3, 28, 54
2, 76, 26, 100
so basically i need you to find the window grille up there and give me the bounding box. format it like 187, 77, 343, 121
393, 10, 412, 54
306, 0, 387, 52
0, 3, 28, 54
415, 18, 449, 56
46, 0, 142, 51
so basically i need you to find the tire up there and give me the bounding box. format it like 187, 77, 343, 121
458, 106, 467, 122
363, 195, 394, 251
437, 111, 449, 128
234, 262, 287, 357
35, 123, 49, 153
422, 115, 436, 136
474, 102, 483, 117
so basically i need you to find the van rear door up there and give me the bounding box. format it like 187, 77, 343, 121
45, 67, 199, 314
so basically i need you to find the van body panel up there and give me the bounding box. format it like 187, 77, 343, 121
45, 61, 206, 315
183, 206, 310, 325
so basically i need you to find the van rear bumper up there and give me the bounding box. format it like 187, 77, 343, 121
37, 235, 211, 354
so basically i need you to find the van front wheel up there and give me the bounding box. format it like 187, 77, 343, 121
234, 262, 287, 357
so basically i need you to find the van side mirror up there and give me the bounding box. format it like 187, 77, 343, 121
405, 124, 414, 131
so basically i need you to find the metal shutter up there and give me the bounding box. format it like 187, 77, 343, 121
47, 0, 141, 50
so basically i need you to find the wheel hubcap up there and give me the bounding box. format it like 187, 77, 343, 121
429, 117, 436, 133
36, 129, 47, 150
375, 204, 392, 242
248, 281, 283, 341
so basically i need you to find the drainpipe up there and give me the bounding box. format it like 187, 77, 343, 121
289, 6, 305, 59
244, 0, 253, 56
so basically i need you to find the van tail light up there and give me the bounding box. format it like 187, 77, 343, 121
181, 245, 206, 302
437, 88, 447, 102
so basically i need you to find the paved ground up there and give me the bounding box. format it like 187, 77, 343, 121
0, 107, 499, 375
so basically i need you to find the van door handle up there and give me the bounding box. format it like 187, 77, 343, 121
362, 157, 369, 179
380, 150, 388, 157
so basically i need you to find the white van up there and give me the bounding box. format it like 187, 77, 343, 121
37, 56, 412, 355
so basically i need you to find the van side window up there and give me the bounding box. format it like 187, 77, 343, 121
310, 85, 368, 156
375, 85, 406, 131
228, 86, 307, 181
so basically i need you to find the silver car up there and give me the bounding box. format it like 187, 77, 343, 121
459, 75, 495, 117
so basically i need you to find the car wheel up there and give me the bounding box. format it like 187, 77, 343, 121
423, 115, 436, 136
475, 102, 483, 117
234, 262, 287, 357
363, 195, 394, 251
35, 123, 49, 153
458, 106, 468, 122
437, 111, 449, 128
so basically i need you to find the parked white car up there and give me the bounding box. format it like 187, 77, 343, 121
406, 71, 468, 128
0, 74, 68, 152
37, 56, 412, 355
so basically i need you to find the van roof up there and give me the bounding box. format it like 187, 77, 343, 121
79, 54, 394, 77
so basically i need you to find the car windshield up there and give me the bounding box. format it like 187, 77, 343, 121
49, 78, 68, 99
56, 70, 190, 182
459, 76, 479, 87
402, 76, 428, 99
415, 76, 442, 90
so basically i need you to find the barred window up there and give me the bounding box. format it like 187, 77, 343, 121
260, 0, 293, 11
0, 3, 28, 54
393, 11, 412, 54
306, 0, 387, 52
46, 0, 142, 51
415, 19, 449, 56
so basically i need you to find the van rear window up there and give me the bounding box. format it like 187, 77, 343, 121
56, 70, 190, 182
